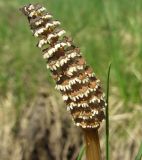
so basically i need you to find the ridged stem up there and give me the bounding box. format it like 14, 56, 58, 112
83, 128, 102, 160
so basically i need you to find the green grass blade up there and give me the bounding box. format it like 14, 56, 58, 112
135, 142, 142, 160
77, 145, 85, 160
105, 63, 111, 160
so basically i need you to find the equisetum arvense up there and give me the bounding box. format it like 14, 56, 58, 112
20, 4, 106, 129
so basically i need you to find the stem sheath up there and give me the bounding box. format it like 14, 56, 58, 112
83, 128, 102, 160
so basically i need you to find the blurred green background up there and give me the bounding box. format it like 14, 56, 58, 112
0, 0, 142, 105
0, 0, 142, 159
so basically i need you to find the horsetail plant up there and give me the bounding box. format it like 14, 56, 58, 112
20, 4, 106, 160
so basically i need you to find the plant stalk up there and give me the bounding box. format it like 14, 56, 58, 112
83, 128, 102, 160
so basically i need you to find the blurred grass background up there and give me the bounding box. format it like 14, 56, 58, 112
0, 0, 142, 159
0, 0, 142, 104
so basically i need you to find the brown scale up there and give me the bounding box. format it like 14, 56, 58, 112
71, 107, 92, 118
47, 45, 76, 62
67, 99, 89, 108
29, 9, 43, 19
64, 93, 93, 106
29, 17, 45, 29
29, 13, 53, 30
72, 113, 101, 126
61, 57, 86, 75
70, 86, 88, 97
82, 118, 100, 124
47, 43, 78, 64
66, 103, 101, 119
59, 65, 96, 86
56, 65, 92, 85
93, 85, 103, 97
84, 66, 94, 76
81, 123, 99, 128
66, 96, 104, 113
74, 117, 96, 123
89, 101, 105, 110
36, 28, 62, 45
56, 69, 84, 85
42, 37, 72, 56
43, 46, 65, 60
64, 88, 103, 106
59, 79, 69, 86
78, 72, 88, 80
50, 47, 79, 79
20, 5, 32, 16
49, 34, 70, 47
53, 59, 85, 85
81, 121, 100, 128
47, 29, 65, 45
47, 46, 81, 68
66, 86, 90, 98
88, 76, 98, 83
31, 18, 60, 39
27, 4, 43, 12
65, 80, 101, 99
48, 50, 82, 72
48, 36, 59, 45
57, 76, 89, 95
30, 5, 46, 17
96, 110, 105, 121
62, 62, 86, 77
37, 25, 58, 38
48, 56, 86, 80
58, 78, 87, 95
23, 6, 45, 20
89, 81, 98, 89
51, 70, 62, 81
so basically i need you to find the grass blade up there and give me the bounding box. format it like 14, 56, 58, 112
105, 63, 111, 160
135, 142, 142, 160
77, 145, 85, 160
